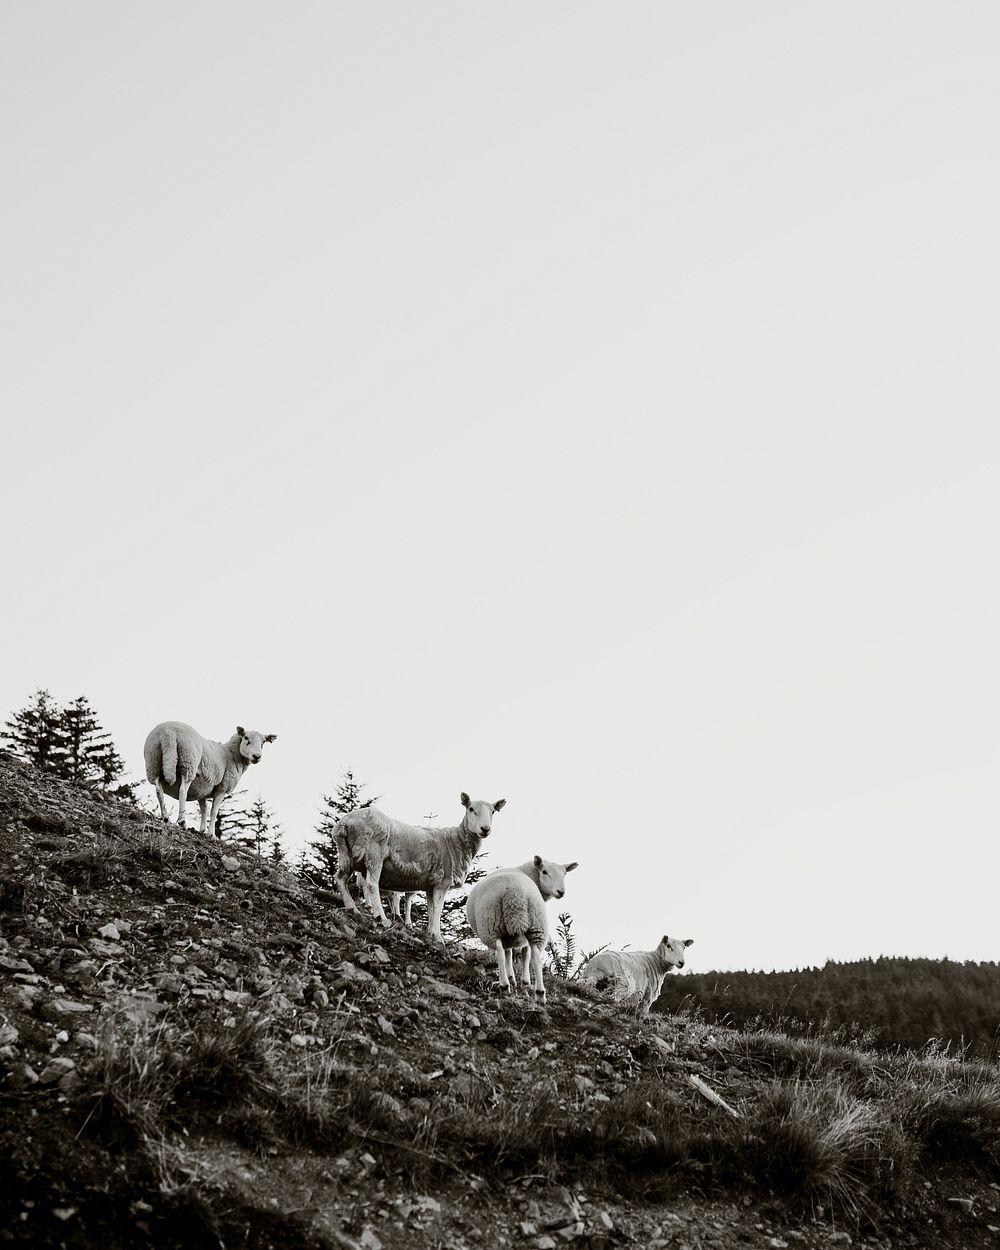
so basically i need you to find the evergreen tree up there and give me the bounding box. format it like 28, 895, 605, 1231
267, 829, 288, 868
58, 695, 127, 789
308, 766, 379, 891
221, 791, 283, 858
2, 688, 62, 770
2, 689, 130, 794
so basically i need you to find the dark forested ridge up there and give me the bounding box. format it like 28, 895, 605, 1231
655, 956, 1000, 1055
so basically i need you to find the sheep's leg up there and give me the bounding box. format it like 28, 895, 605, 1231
176, 777, 190, 829
495, 940, 512, 993
154, 779, 169, 821
206, 794, 225, 838
388, 892, 402, 920
403, 893, 414, 926
197, 799, 208, 835
518, 945, 531, 989
530, 943, 546, 1003
361, 852, 391, 927
334, 838, 359, 911
425, 886, 448, 943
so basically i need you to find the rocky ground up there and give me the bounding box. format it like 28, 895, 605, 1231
1, 752, 999, 1250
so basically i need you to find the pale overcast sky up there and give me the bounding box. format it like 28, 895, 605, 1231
2, 3, 998, 973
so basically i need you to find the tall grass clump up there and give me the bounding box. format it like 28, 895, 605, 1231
739, 1080, 911, 1215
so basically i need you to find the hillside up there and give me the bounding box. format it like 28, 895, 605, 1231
2, 753, 1000, 1249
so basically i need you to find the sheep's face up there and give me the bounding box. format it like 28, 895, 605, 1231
460, 792, 506, 837
532, 855, 578, 901
235, 726, 278, 766
657, 935, 694, 970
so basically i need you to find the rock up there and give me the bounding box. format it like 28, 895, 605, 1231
419, 976, 470, 1001
98, 923, 120, 940
947, 1198, 974, 1215
39, 998, 94, 1020
38, 1057, 76, 1084
334, 962, 374, 985
372, 946, 391, 964
0, 955, 34, 974
115, 992, 167, 1023
377, 1015, 396, 1037
0, 1022, 19, 1047
221, 856, 240, 872
222, 990, 252, 1006
290, 1034, 310, 1048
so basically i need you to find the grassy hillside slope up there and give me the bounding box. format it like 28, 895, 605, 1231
1, 752, 999, 1250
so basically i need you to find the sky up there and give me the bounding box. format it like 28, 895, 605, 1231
2, 2, 999, 975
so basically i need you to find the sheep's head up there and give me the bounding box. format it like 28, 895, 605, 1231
235, 726, 278, 765
657, 935, 694, 970
460, 792, 505, 837
532, 855, 578, 901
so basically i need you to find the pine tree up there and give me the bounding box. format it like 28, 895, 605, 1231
58, 695, 127, 789
308, 766, 379, 891
2, 689, 130, 794
221, 792, 283, 858
2, 688, 62, 770
267, 830, 288, 868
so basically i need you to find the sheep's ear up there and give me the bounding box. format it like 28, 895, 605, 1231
565, 862, 579, 872
264, 733, 277, 743
661, 935, 670, 945
493, 798, 506, 811
683, 938, 694, 947
460, 792, 471, 808
236, 726, 246, 737
533, 854, 543, 868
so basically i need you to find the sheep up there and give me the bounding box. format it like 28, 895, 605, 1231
144, 721, 277, 838
577, 935, 693, 1013
334, 792, 505, 943
465, 856, 577, 1002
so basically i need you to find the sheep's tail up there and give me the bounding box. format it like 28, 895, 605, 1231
157, 731, 178, 786
334, 819, 356, 874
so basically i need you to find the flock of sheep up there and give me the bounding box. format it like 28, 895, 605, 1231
143, 720, 694, 1008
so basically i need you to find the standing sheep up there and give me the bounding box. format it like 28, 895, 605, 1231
466, 855, 577, 1002
144, 721, 277, 838
334, 792, 505, 943
578, 935, 693, 1014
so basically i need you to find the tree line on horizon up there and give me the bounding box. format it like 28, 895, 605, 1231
655, 955, 1000, 1056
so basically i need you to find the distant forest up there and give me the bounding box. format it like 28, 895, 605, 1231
654, 957, 1000, 1057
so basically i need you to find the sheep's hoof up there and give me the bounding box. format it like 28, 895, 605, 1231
379, 917, 392, 929
534, 990, 547, 1004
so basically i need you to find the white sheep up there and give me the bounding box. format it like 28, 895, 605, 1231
334, 792, 505, 943
143, 721, 277, 838
465, 856, 577, 1002
577, 935, 693, 1013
